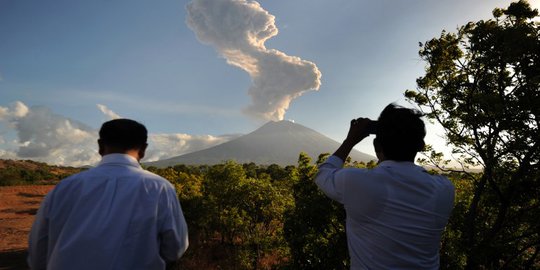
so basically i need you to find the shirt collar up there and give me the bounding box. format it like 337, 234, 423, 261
378, 160, 426, 172
98, 153, 142, 169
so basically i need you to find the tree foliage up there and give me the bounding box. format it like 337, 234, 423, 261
283, 152, 349, 269
0, 159, 83, 186
146, 154, 354, 269
405, 1, 540, 268
180, 161, 293, 269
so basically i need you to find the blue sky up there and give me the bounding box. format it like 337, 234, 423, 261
1, 0, 537, 166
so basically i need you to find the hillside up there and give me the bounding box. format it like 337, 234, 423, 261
0, 159, 84, 186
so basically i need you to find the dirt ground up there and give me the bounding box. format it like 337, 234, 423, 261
0, 185, 54, 270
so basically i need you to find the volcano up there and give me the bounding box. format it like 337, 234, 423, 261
146, 120, 375, 167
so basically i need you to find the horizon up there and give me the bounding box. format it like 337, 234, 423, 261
1, 0, 538, 166
0, 119, 374, 167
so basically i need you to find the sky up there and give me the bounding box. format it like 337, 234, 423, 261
1, 0, 538, 166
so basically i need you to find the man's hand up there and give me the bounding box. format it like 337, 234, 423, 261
332, 118, 372, 162
345, 118, 371, 145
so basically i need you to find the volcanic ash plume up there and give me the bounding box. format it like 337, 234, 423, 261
97, 104, 121, 120
186, 0, 321, 121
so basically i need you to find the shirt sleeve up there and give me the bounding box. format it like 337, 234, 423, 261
158, 184, 189, 262
315, 155, 348, 204
27, 193, 51, 270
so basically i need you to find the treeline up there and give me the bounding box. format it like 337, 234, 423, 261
0, 159, 84, 186
0, 153, 536, 268
146, 153, 479, 269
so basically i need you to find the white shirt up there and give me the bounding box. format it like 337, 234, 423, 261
28, 154, 189, 270
316, 156, 454, 270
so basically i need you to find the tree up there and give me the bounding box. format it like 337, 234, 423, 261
202, 161, 247, 245
405, 1, 540, 268
173, 171, 204, 234
234, 175, 293, 269
199, 161, 293, 269
283, 152, 349, 269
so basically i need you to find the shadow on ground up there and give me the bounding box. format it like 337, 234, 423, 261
0, 250, 28, 270
17, 193, 45, 199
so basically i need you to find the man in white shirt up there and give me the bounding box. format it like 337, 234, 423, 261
28, 119, 189, 270
316, 104, 454, 269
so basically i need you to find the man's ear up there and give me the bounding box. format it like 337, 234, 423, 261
417, 140, 426, 152
373, 138, 384, 161
138, 143, 148, 161
98, 139, 105, 156
373, 138, 381, 153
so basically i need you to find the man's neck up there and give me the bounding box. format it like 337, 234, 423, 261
101, 150, 141, 161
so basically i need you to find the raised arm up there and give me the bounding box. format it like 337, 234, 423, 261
333, 118, 371, 162
315, 118, 372, 203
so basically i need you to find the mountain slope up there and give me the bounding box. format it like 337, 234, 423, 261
146, 120, 375, 167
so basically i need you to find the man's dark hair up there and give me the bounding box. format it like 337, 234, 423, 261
375, 103, 425, 161
99, 119, 147, 151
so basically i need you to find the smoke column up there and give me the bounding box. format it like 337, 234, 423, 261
186, 0, 321, 121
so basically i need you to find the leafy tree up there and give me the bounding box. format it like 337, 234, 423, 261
405, 1, 540, 268
235, 174, 293, 269
283, 152, 349, 269
0, 167, 24, 186
202, 161, 247, 245
439, 171, 476, 268
265, 164, 290, 182
243, 162, 259, 178
173, 172, 204, 234
198, 161, 294, 269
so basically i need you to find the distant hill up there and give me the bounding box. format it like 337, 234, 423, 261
146, 120, 376, 167
0, 159, 84, 186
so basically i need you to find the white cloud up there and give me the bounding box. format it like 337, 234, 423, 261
12, 101, 29, 118
186, 0, 321, 121
0, 101, 101, 166
97, 104, 121, 120
0, 101, 238, 166
0, 148, 18, 160
0, 102, 100, 166
0, 101, 29, 120
144, 133, 241, 162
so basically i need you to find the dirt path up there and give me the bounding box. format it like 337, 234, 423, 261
0, 185, 54, 270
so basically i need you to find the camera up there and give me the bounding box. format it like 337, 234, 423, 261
366, 120, 377, 135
